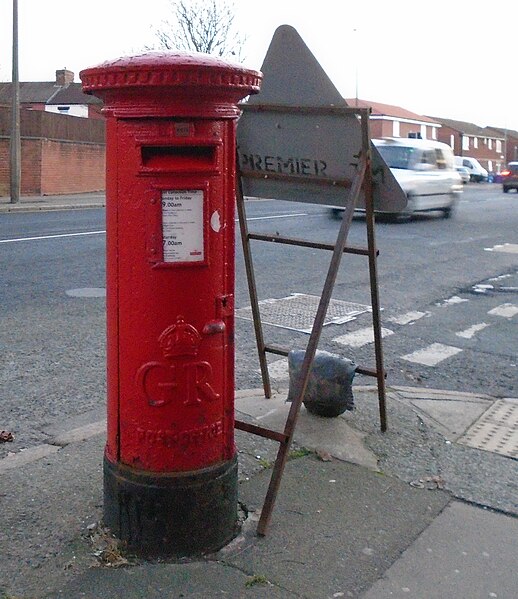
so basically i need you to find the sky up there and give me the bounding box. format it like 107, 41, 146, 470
1, 0, 517, 132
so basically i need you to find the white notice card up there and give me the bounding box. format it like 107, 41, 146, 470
161, 190, 204, 263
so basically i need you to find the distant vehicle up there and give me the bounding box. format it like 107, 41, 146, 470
501, 162, 518, 193
331, 138, 462, 221
371, 137, 462, 219
454, 156, 488, 182
456, 166, 470, 184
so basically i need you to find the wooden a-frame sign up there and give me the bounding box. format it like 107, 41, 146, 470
234, 25, 407, 536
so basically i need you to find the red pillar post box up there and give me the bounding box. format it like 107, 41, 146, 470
80, 53, 261, 556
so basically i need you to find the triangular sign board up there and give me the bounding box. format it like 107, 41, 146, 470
237, 25, 407, 211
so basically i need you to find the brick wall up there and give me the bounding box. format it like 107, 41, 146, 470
0, 139, 8, 196
0, 105, 106, 196
41, 139, 105, 194
21, 138, 43, 194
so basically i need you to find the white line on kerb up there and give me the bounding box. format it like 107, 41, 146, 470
0, 230, 106, 244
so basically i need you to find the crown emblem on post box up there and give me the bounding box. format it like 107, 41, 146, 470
159, 316, 202, 358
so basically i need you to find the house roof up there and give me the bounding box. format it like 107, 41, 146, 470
488, 126, 518, 140
0, 81, 101, 106
49, 83, 101, 105
345, 98, 438, 124
426, 116, 485, 136
428, 117, 506, 140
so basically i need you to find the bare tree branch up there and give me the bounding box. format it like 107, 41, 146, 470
151, 0, 246, 61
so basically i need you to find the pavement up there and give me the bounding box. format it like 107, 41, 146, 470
0, 192, 105, 213
1, 383, 517, 599
1, 193, 517, 598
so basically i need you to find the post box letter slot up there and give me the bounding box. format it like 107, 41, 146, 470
141, 145, 216, 171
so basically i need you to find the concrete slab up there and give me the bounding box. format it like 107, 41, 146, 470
407, 398, 493, 441
227, 456, 451, 599
389, 386, 494, 402
236, 390, 379, 470
362, 502, 518, 599
0, 443, 60, 473
388, 386, 496, 440
54, 561, 294, 598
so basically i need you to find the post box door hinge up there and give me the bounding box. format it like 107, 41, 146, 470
146, 191, 161, 263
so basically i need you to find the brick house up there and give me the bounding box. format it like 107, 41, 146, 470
427, 117, 506, 173
488, 127, 518, 164
345, 98, 442, 141
0, 69, 103, 119
0, 69, 106, 196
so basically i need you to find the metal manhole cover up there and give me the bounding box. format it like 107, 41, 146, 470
457, 400, 518, 459
235, 293, 371, 333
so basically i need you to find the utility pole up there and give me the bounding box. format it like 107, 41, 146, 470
10, 0, 21, 204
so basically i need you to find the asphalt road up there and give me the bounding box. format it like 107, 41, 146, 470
1, 184, 517, 457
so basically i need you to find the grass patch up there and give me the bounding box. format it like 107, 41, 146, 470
245, 574, 269, 587
288, 447, 311, 459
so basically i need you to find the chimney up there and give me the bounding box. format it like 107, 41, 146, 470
55, 68, 74, 86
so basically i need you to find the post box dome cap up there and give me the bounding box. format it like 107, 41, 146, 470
80, 51, 262, 97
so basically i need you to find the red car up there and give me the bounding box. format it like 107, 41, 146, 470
501, 162, 518, 193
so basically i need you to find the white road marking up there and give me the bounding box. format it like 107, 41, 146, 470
484, 243, 518, 254
0, 230, 105, 244
488, 274, 513, 282
436, 296, 469, 307
401, 343, 463, 367
333, 327, 394, 348
488, 303, 518, 318
66, 288, 106, 298
472, 284, 493, 293
456, 323, 490, 339
238, 213, 308, 222
387, 311, 428, 325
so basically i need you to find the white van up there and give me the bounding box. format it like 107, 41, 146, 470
372, 138, 463, 219
454, 156, 488, 182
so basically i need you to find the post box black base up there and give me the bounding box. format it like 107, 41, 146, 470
103, 454, 239, 557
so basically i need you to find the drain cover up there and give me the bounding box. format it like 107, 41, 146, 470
458, 400, 518, 459
235, 293, 371, 333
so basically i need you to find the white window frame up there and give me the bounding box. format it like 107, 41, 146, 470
462, 136, 469, 151
392, 120, 400, 137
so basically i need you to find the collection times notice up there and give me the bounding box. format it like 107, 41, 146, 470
161, 190, 204, 263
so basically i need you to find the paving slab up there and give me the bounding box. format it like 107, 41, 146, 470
236, 390, 379, 470
52, 561, 294, 599
362, 502, 518, 599
226, 456, 451, 599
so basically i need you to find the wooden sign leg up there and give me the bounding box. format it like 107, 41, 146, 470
361, 112, 388, 432
257, 158, 368, 536
236, 173, 272, 398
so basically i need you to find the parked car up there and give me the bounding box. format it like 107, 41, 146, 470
454, 156, 488, 182
371, 138, 462, 219
501, 162, 518, 192
456, 166, 470, 184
